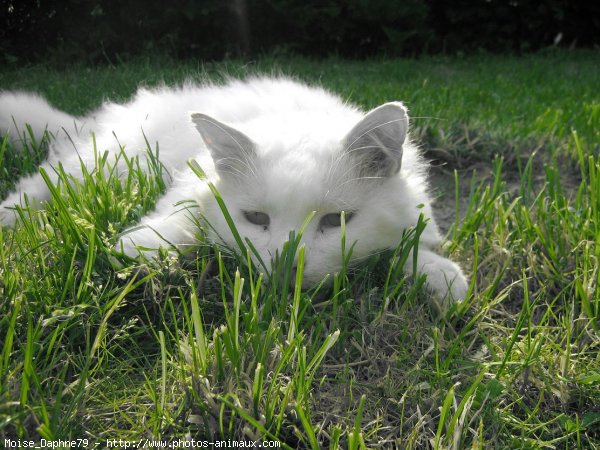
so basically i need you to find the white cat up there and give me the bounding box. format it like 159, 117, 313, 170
0, 77, 468, 303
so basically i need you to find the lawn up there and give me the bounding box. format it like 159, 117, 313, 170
1, 50, 599, 448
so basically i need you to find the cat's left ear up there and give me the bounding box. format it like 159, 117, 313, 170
191, 113, 256, 177
342, 102, 408, 178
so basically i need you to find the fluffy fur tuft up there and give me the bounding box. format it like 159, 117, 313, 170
0, 77, 468, 303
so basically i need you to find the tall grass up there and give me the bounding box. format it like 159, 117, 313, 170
1, 51, 599, 447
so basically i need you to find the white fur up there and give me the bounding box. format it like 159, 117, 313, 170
0, 77, 468, 303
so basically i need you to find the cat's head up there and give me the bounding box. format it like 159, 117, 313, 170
191, 102, 413, 286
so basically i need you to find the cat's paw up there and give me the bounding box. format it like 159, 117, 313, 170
113, 225, 179, 262
0, 202, 18, 227
114, 227, 158, 259
112, 227, 182, 276
415, 249, 468, 313
428, 264, 468, 313
433, 261, 467, 299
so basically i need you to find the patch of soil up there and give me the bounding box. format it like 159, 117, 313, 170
427, 153, 582, 234
428, 162, 488, 234
429, 165, 470, 234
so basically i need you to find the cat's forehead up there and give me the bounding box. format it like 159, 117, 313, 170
242, 111, 352, 148
232, 110, 372, 213
261, 150, 330, 195
256, 152, 365, 214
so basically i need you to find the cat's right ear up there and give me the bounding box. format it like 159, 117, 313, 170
191, 113, 256, 178
342, 102, 408, 178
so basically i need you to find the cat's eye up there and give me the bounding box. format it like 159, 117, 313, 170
319, 211, 354, 232
243, 211, 270, 230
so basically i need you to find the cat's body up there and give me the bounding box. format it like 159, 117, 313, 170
0, 77, 467, 302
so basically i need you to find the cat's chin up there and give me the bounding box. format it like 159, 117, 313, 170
261, 266, 334, 291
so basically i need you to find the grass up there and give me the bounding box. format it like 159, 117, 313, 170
1, 50, 599, 448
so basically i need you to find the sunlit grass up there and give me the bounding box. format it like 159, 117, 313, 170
1, 51, 599, 447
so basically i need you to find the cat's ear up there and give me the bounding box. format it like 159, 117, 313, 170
342, 102, 408, 178
191, 113, 256, 177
